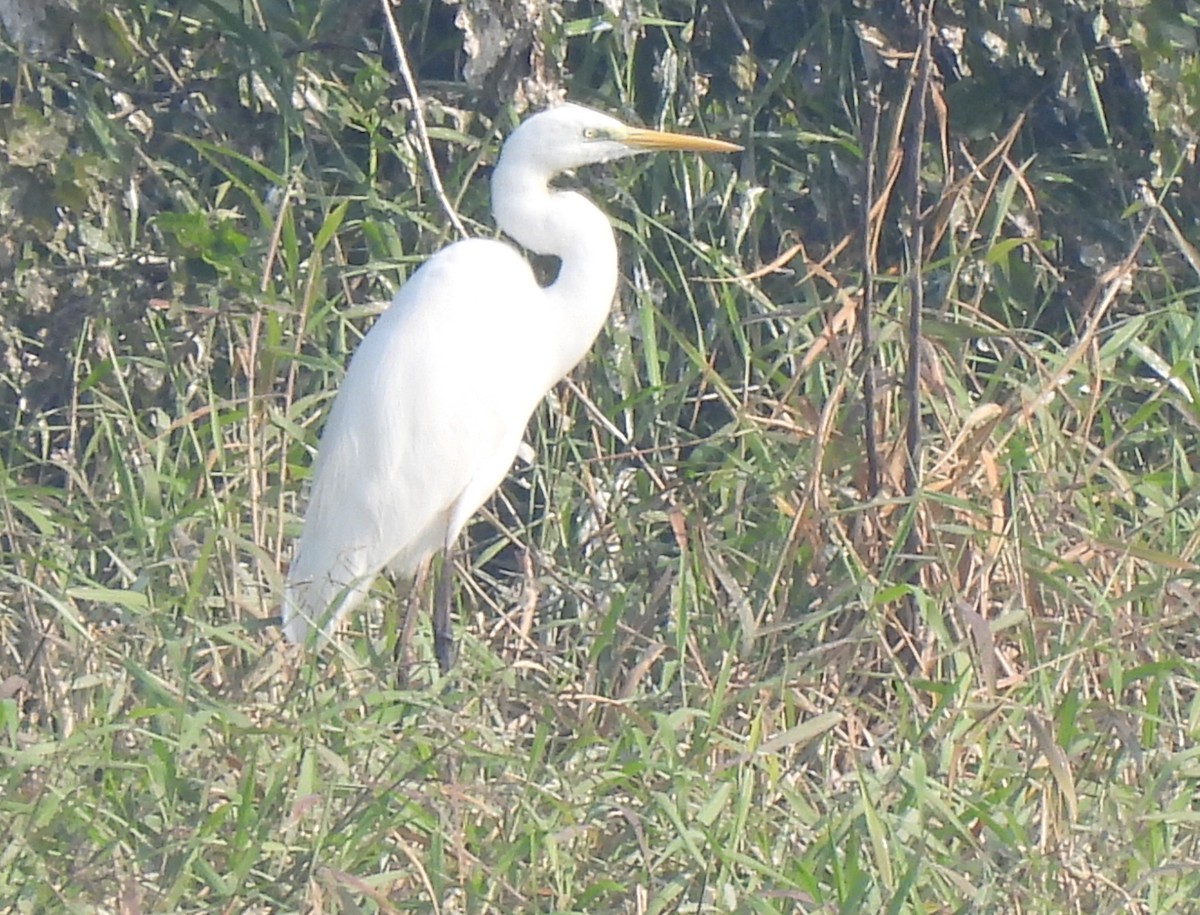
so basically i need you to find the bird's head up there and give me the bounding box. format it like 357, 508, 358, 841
498, 102, 741, 176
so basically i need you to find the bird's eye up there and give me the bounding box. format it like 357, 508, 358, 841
583, 127, 601, 140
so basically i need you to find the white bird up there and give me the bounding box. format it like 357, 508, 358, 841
282, 102, 740, 669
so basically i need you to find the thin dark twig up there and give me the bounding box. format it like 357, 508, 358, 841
899, 0, 934, 654
378, 0, 468, 239
903, 5, 932, 499
860, 83, 882, 501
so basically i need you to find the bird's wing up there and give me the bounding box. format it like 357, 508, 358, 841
283, 239, 548, 640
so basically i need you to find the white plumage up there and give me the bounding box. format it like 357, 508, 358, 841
282, 103, 739, 664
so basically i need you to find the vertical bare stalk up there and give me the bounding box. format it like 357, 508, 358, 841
898, 1, 934, 654
903, 15, 931, 502
378, 0, 467, 240
252, 175, 298, 621
859, 83, 882, 501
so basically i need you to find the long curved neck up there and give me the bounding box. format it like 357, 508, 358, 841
492, 158, 618, 386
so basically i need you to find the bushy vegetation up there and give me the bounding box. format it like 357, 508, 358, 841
3, 0, 1199, 911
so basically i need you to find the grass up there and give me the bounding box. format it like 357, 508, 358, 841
4, 0, 1200, 912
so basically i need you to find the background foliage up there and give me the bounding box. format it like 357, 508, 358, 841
2, 0, 1200, 911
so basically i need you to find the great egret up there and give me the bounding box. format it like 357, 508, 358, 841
282, 102, 740, 669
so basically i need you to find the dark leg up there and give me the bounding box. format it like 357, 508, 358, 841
432, 548, 456, 673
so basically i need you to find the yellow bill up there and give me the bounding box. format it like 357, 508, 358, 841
622, 127, 743, 154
